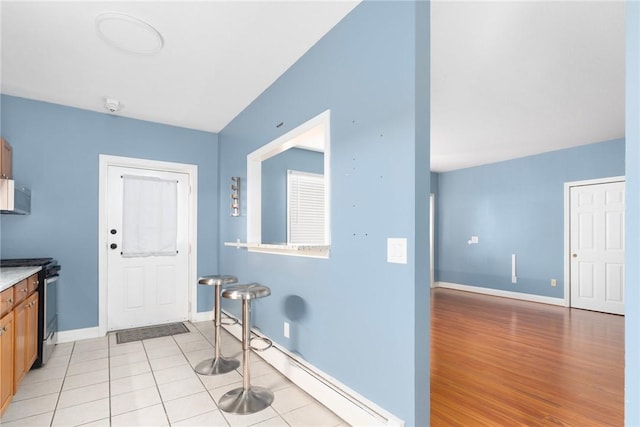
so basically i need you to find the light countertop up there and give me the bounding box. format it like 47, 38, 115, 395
0, 266, 41, 292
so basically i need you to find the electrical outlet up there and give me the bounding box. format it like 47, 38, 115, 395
284, 321, 290, 339
551, 279, 557, 287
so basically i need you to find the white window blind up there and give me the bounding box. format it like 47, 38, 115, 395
287, 170, 324, 244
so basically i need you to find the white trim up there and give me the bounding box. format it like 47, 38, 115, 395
221, 312, 403, 427
223, 241, 330, 258
433, 282, 565, 306
563, 175, 625, 309
191, 310, 214, 323
57, 327, 102, 344
98, 154, 198, 337
247, 110, 331, 258
430, 193, 435, 287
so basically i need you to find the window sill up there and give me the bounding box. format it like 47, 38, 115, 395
224, 241, 330, 258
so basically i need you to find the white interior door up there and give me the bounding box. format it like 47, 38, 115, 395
106, 165, 190, 331
570, 180, 625, 315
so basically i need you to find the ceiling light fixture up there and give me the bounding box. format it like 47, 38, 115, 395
96, 12, 164, 55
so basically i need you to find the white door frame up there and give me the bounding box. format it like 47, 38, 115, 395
430, 193, 435, 288
563, 175, 625, 308
98, 154, 198, 336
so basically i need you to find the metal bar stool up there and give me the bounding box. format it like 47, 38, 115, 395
195, 275, 240, 375
219, 283, 273, 414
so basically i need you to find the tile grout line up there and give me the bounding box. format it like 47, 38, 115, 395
214, 324, 350, 427
5, 322, 342, 427
142, 335, 172, 426
106, 338, 159, 423
179, 321, 233, 426
48, 341, 75, 427
108, 329, 210, 425
191, 321, 237, 426
107, 333, 112, 427
2, 323, 348, 427
193, 322, 297, 427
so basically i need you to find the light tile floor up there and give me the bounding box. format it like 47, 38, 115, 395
1, 321, 349, 427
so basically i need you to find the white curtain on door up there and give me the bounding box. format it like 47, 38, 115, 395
122, 175, 178, 257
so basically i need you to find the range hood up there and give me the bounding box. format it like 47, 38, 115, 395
0, 179, 31, 215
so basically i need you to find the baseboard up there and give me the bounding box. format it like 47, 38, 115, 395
221, 311, 404, 427
57, 326, 102, 343
191, 310, 214, 323
61, 313, 214, 343
434, 282, 566, 306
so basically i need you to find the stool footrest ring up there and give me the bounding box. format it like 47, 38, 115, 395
250, 336, 272, 352
221, 316, 239, 326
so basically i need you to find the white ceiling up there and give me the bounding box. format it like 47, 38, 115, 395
431, 1, 625, 171
0, 1, 359, 134
1, 1, 626, 172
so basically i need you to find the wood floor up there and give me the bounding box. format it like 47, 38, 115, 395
430, 288, 624, 426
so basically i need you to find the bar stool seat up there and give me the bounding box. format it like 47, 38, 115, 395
198, 275, 237, 287
218, 283, 273, 414
194, 275, 240, 375
222, 283, 271, 300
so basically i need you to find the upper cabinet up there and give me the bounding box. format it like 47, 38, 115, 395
0, 138, 12, 180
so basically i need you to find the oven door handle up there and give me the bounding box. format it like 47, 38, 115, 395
45, 275, 59, 284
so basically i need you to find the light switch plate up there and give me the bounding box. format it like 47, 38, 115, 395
387, 238, 407, 264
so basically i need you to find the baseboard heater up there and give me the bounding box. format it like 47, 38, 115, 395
221, 311, 404, 427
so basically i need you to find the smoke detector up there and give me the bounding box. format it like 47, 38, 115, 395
104, 98, 121, 113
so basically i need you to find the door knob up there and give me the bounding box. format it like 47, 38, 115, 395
110, 243, 118, 250
572, 253, 578, 258
110, 229, 117, 235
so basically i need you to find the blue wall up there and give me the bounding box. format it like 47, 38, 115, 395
436, 139, 624, 298
0, 95, 220, 330
217, 3, 430, 425
261, 148, 323, 243
430, 171, 439, 195
625, 1, 640, 424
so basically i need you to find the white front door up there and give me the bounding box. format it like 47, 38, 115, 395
106, 165, 190, 331
570, 180, 625, 315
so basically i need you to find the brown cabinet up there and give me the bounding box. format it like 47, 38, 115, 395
0, 311, 15, 415
0, 287, 13, 318
13, 279, 28, 306
0, 138, 12, 180
27, 275, 38, 294
0, 272, 39, 416
25, 293, 38, 372
13, 298, 26, 387
14, 292, 38, 388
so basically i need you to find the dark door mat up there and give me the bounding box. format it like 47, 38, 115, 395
116, 322, 190, 344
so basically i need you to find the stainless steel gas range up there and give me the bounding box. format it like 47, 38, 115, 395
0, 258, 60, 367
